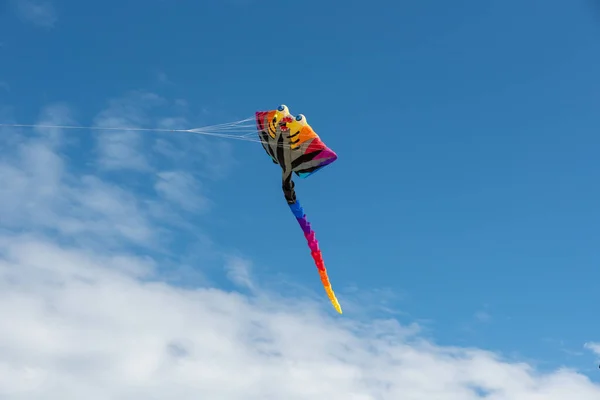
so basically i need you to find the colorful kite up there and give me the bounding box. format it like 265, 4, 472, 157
255, 105, 342, 314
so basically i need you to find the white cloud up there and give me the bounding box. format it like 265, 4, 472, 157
2, 98, 600, 399
12, 0, 57, 28
0, 234, 600, 399
224, 256, 254, 290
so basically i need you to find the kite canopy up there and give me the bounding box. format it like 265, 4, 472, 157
255, 104, 337, 179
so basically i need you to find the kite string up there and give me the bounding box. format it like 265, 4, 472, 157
0, 117, 257, 135
0, 116, 303, 149
0, 118, 256, 142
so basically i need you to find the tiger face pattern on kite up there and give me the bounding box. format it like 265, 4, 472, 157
255, 105, 338, 179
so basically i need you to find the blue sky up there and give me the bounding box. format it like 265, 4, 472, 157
1, 0, 600, 397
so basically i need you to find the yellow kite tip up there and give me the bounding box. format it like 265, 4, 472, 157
324, 285, 343, 314
333, 302, 342, 314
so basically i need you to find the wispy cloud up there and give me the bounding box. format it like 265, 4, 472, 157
0, 93, 235, 254
93, 91, 165, 172
95, 129, 151, 171
224, 256, 255, 290
12, 0, 57, 28
91, 90, 235, 181
155, 70, 172, 85
0, 103, 159, 248
155, 170, 210, 213
474, 310, 492, 323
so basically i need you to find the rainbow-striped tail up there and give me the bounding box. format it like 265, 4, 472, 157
288, 200, 342, 314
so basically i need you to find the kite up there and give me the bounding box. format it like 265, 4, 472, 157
255, 105, 342, 314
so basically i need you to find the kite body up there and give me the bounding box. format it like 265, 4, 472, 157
255, 105, 338, 201
255, 105, 342, 313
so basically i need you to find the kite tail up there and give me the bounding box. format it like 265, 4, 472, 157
288, 200, 342, 314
